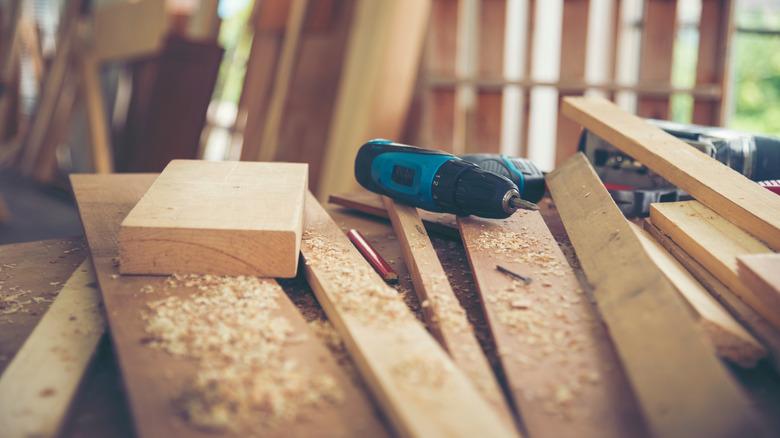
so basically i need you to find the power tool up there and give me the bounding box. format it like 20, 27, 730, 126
354, 139, 545, 219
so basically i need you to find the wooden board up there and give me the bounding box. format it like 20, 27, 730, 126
92, 0, 168, 62
649, 201, 780, 328
457, 213, 644, 437
644, 221, 780, 373
738, 254, 780, 308
561, 96, 780, 251
631, 223, 765, 367
301, 192, 517, 438
382, 197, 515, 429
546, 153, 761, 438
118, 160, 307, 277
71, 174, 388, 438
636, 0, 676, 119
0, 260, 104, 438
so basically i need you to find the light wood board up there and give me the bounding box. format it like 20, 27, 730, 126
457, 212, 645, 437
0, 260, 104, 438
71, 174, 388, 438
738, 254, 780, 310
562, 96, 780, 250
649, 201, 780, 328
546, 153, 761, 438
118, 160, 307, 277
631, 223, 765, 367
301, 192, 517, 438
382, 197, 516, 429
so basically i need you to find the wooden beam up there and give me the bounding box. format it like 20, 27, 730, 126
318, 0, 430, 198
636, 0, 676, 119
381, 197, 515, 429
693, 0, 734, 125
631, 223, 765, 367
71, 174, 388, 437
644, 221, 780, 373
546, 153, 761, 438
562, 96, 780, 250
738, 254, 780, 306
649, 201, 779, 328
79, 49, 114, 173
0, 260, 104, 438
301, 192, 517, 438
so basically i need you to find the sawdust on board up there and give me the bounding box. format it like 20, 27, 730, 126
143, 274, 343, 433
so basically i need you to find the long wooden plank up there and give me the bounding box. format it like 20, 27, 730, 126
631, 223, 765, 367
457, 213, 645, 437
649, 201, 780, 328
738, 254, 780, 306
0, 260, 104, 438
546, 153, 761, 438
561, 96, 780, 250
381, 197, 515, 429
301, 192, 516, 438
71, 174, 387, 438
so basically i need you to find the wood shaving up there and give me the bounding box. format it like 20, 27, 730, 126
144, 274, 343, 433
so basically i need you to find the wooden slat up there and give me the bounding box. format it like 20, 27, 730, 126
71, 174, 388, 438
301, 192, 517, 438
546, 153, 761, 438
644, 221, 780, 372
0, 260, 104, 438
473, 0, 505, 153
631, 223, 766, 367
555, 0, 589, 164
636, 0, 676, 119
457, 211, 645, 437
79, 50, 114, 173
650, 201, 779, 328
562, 96, 780, 250
381, 197, 516, 430
693, 0, 734, 125
423, 0, 458, 151
738, 254, 780, 305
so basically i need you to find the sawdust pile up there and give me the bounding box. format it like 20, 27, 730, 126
144, 274, 343, 433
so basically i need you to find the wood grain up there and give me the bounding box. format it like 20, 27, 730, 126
631, 223, 765, 367
118, 160, 307, 277
650, 201, 779, 328
562, 96, 780, 250
0, 260, 104, 438
71, 173, 388, 438
457, 212, 645, 437
382, 197, 515, 429
738, 253, 780, 315
546, 153, 761, 438
301, 192, 517, 438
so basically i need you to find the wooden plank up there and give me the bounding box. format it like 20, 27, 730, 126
71, 173, 388, 438
738, 254, 780, 307
546, 153, 761, 438
79, 50, 114, 173
92, 0, 168, 62
693, 0, 734, 125
118, 160, 307, 277
457, 213, 645, 437
561, 96, 780, 250
555, 0, 589, 164
631, 223, 766, 367
644, 222, 780, 372
301, 192, 517, 438
649, 201, 780, 328
318, 0, 430, 197
381, 197, 515, 430
0, 260, 104, 438
636, 0, 676, 119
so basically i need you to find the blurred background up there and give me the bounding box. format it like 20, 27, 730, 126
0, 0, 778, 243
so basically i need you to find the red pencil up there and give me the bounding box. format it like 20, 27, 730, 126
346, 229, 399, 283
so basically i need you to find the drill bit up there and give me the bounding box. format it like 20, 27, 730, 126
509, 196, 539, 211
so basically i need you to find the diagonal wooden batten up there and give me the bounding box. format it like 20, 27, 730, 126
0, 260, 104, 438
382, 196, 516, 430
71, 174, 388, 438
457, 211, 645, 438
546, 153, 763, 438
562, 96, 780, 250
301, 192, 518, 438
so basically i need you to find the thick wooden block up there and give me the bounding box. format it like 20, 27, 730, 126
118, 160, 307, 277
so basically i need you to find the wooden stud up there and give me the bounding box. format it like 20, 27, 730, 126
382, 197, 516, 430
738, 254, 780, 307
693, 0, 735, 125
631, 223, 766, 367
473, 0, 505, 153
546, 153, 761, 438
79, 48, 114, 174
0, 260, 104, 438
562, 96, 780, 251
650, 201, 779, 327
71, 173, 388, 438
636, 0, 676, 119
301, 192, 517, 438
